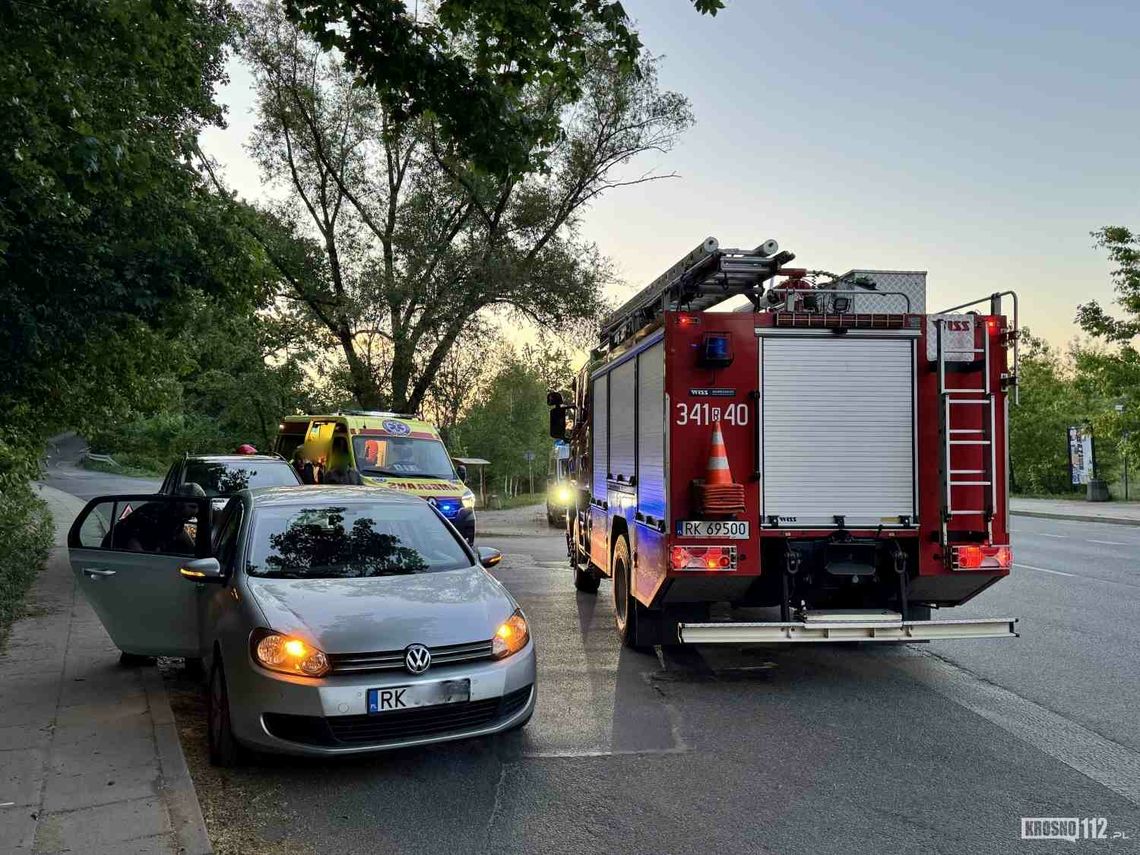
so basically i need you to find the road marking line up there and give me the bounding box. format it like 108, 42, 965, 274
1087, 539, 1127, 546
1038, 533, 1067, 539
1014, 563, 1076, 577
0, 802, 15, 808
893, 651, 1140, 807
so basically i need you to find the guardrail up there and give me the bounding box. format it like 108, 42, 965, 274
84, 452, 119, 467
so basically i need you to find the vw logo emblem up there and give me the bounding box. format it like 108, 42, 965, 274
404, 644, 431, 674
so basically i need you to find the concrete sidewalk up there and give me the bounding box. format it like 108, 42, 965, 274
1011, 496, 1140, 526
0, 484, 210, 855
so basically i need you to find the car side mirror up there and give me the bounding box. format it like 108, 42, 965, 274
456, 463, 468, 482
477, 546, 502, 569
179, 557, 223, 583
549, 406, 567, 441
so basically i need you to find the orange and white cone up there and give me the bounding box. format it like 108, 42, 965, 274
706, 420, 733, 486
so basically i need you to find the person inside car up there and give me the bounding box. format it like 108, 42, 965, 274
322, 435, 363, 485
107, 483, 204, 554
292, 444, 320, 485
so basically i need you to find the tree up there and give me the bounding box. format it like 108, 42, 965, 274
241, 0, 692, 412
1076, 227, 1140, 341
283, 0, 722, 176
0, 0, 257, 437
457, 347, 570, 494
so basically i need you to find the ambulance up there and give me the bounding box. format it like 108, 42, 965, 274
274, 412, 477, 543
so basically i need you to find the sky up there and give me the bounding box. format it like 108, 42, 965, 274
200, 0, 1140, 347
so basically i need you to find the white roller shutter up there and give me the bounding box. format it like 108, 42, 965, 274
592, 372, 609, 497
761, 335, 915, 526
609, 359, 636, 483
637, 341, 666, 520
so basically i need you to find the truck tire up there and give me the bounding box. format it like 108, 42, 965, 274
571, 521, 600, 593
612, 536, 654, 652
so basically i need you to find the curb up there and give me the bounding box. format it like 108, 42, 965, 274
143, 668, 213, 855
1011, 509, 1140, 527
35, 482, 213, 855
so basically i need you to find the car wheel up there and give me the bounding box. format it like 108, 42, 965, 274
207, 659, 245, 767
571, 520, 600, 594
611, 536, 653, 652
119, 652, 153, 668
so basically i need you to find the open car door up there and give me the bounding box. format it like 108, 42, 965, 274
67, 494, 211, 658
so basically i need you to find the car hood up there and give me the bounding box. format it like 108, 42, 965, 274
244, 567, 515, 653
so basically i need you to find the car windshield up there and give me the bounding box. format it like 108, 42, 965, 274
182, 461, 299, 498
352, 436, 456, 480
246, 502, 471, 579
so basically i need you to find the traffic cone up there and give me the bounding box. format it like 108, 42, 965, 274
706, 421, 733, 486
697, 421, 745, 516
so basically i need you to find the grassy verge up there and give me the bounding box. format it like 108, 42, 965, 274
0, 484, 53, 647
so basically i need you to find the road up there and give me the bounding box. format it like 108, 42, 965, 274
41, 466, 1139, 855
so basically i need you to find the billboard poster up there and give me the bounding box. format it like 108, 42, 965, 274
1068, 426, 1095, 485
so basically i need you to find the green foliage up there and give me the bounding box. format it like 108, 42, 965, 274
1009, 333, 1085, 494
0, 431, 53, 644
453, 343, 572, 493
242, 1, 690, 412
283, 0, 721, 176
1077, 227, 1140, 341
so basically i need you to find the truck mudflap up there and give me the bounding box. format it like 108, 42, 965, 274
677, 609, 1018, 644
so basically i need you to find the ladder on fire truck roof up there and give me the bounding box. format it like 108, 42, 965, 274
599, 237, 794, 350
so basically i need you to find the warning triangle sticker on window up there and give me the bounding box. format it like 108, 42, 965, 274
118, 503, 133, 521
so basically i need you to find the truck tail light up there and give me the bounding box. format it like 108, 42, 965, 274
952, 544, 1011, 571
670, 545, 737, 571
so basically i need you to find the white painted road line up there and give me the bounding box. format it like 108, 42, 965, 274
893, 651, 1140, 808
1087, 539, 1128, 546
1015, 563, 1076, 577
1038, 533, 1067, 539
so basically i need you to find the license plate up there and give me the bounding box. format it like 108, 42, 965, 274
676, 520, 750, 539
367, 679, 470, 714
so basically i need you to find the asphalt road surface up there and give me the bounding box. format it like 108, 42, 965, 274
42, 466, 1140, 855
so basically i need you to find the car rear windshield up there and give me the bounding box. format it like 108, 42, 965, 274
183, 461, 299, 498
352, 436, 456, 480
246, 502, 470, 578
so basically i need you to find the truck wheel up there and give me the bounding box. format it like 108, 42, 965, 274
612, 537, 653, 652
571, 527, 600, 594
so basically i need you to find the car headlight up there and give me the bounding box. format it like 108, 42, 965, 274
461, 489, 476, 509
492, 610, 529, 659
555, 485, 572, 504
251, 630, 330, 677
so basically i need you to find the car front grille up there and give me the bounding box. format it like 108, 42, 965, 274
326, 639, 495, 675
263, 686, 533, 748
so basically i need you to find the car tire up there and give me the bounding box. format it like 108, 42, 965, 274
118, 652, 153, 668
571, 520, 600, 594
207, 659, 245, 768
611, 536, 654, 653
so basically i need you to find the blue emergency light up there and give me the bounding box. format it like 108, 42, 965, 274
699, 332, 734, 368
432, 497, 462, 519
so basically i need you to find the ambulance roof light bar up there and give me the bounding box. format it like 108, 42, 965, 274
599, 236, 795, 351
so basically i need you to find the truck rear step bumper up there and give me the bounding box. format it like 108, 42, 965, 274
677, 613, 1018, 644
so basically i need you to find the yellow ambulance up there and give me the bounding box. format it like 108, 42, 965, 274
274, 411, 477, 543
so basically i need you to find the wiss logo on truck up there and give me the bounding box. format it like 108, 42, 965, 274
549, 236, 1019, 649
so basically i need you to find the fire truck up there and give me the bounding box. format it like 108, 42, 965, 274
548, 237, 1020, 649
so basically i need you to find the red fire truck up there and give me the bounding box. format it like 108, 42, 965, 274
548, 237, 1020, 649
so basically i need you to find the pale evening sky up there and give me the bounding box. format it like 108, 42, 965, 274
200, 0, 1140, 346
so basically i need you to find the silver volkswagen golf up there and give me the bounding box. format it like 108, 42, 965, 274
67, 486, 536, 765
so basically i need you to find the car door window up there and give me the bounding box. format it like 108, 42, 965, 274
72, 496, 208, 557
213, 502, 244, 573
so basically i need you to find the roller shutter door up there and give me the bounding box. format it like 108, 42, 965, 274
761, 336, 915, 527
609, 359, 636, 483
637, 342, 666, 520
592, 372, 608, 497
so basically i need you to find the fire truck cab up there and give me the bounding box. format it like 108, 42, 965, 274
550, 237, 1019, 649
